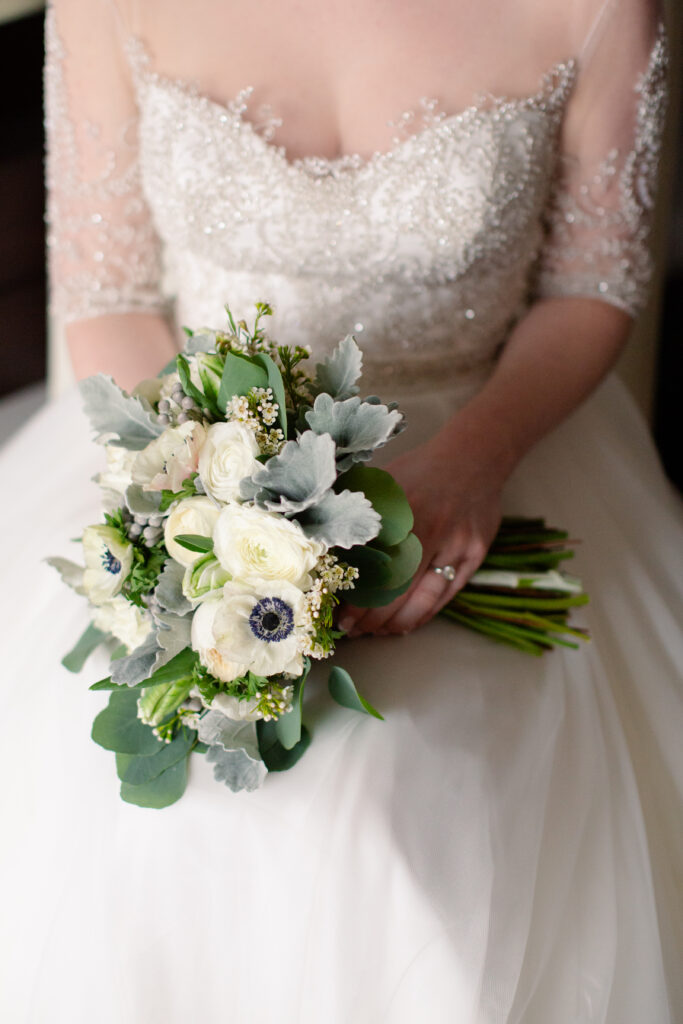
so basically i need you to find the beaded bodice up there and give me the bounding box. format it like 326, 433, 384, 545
44, 2, 668, 397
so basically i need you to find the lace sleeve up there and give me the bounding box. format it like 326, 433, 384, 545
45, 0, 165, 324
532, 1, 668, 317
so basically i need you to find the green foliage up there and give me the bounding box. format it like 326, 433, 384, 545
120, 758, 188, 809
217, 351, 269, 412
172, 534, 214, 554
176, 353, 221, 419
344, 533, 422, 607
92, 688, 163, 755
160, 473, 199, 511
251, 352, 288, 436
328, 666, 384, 720
273, 662, 309, 751
138, 679, 194, 727
79, 374, 164, 450
123, 543, 167, 607
257, 721, 312, 772
61, 623, 108, 673
116, 727, 195, 785
336, 466, 414, 547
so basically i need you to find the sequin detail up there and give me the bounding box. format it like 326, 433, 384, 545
535, 24, 668, 314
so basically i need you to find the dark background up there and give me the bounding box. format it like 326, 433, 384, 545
1, 10, 681, 491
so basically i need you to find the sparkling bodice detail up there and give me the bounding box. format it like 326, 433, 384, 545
44, 3, 668, 396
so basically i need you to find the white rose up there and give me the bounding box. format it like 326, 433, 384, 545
198, 421, 261, 503
92, 595, 152, 652
82, 525, 134, 605
191, 597, 247, 683
182, 553, 230, 604
211, 691, 262, 722
164, 496, 221, 568
214, 504, 324, 589
211, 578, 305, 678
132, 420, 207, 492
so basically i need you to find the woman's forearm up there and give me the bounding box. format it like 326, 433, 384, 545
438, 296, 633, 478
67, 312, 179, 393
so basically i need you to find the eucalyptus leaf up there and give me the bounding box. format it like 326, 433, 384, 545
46, 556, 85, 595
313, 335, 363, 399
92, 688, 163, 755
344, 575, 413, 608
328, 666, 384, 720
217, 351, 268, 412
336, 466, 414, 547
273, 664, 309, 750
305, 393, 403, 465
243, 431, 336, 514
257, 721, 312, 772
61, 623, 108, 673
79, 374, 164, 450
116, 727, 195, 784
298, 488, 381, 548
120, 758, 188, 808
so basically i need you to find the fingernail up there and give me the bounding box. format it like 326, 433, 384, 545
338, 616, 353, 633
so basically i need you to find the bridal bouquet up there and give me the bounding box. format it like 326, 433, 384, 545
50, 304, 422, 807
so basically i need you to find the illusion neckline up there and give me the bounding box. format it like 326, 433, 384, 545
125, 35, 577, 177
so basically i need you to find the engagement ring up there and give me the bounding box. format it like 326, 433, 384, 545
431, 564, 457, 582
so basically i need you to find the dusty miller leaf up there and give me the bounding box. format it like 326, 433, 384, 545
79, 375, 164, 450
124, 484, 162, 518
305, 393, 403, 467
198, 711, 267, 792
313, 335, 363, 400
242, 431, 336, 514
298, 488, 381, 548
111, 631, 161, 686
154, 560, 191, 615
46, 556, 85, 595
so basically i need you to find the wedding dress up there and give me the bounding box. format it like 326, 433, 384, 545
1, 1, 681, 1021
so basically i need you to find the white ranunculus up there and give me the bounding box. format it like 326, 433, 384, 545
191, 597, 247, 683
92, 595, 152, 652
211, 578, 306, 678
82, 525, 134, 605
198, 421, 261, 503
97, 445, 137, 499
164, 496, 221, 568
132, 420, 207, 492
214, 504, 324, 589
182, 553, 230, 604
211, 691, 262, 722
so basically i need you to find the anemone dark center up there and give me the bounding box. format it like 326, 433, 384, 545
248, 597, 295, 643
101, 549, 122, 574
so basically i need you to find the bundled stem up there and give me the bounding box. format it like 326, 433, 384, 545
440, 517, 590, 656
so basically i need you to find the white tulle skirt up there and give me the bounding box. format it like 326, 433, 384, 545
1, 373, 681, 1023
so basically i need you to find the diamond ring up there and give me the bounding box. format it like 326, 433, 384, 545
431, 564, 457, 582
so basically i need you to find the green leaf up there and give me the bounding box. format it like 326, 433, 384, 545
79, 374, 164, 450
274, 662, 309, 750
257, 721, 312, 772
116, 728, 195, 784
217, 351, 268, 412
336, 466, 414, 547
61, 623, 108, 673
345, 575, 413, 609
344, 532, 422, 605
328, 666, 384, 720
344, 545, 393, 587
176, 354, 208, 411
92, 688, 163, 755
252, 352, 288, 437
120, 758, 188, 808
172, 534, 214, 554
381, 532, 423, 589
145, 646, 198, 686
138, 679, 193, 726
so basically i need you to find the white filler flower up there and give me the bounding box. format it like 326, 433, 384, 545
198, 421, 261, 502
191, 596, 247, 683
93, 595, 152, 651
214, 504, 324, 589
82, 525, 134, 605
210, 578, 306, 678
164, 496, 221, 568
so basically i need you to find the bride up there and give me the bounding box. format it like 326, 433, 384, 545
1, 0, 681, 1020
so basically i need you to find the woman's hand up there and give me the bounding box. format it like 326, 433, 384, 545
337, 425, 507, 637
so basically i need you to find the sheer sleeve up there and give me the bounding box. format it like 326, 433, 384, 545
532, 0, 669, 317
45, 0, 166, 325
